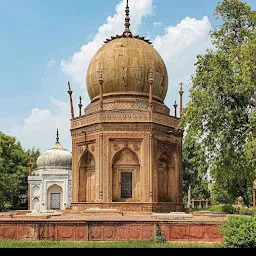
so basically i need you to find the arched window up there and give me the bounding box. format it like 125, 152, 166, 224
79, 151, 95, 203
47, 185, 63, 210
112, 148, 141, 202
158, 151, 175, 202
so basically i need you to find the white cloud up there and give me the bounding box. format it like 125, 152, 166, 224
10, 99, 71, 152
61, 1, 212, 109
154, 17, 212, 65
61, 0, 153, 88
153, 22, 162, 27
153, 16, 213, 107
8, 1, 213, 152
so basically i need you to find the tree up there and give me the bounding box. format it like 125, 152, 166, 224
0, 132, 40, 208
182, 0, 256, 206
183, 135, 209, 207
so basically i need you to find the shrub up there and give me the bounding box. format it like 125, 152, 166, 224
149, 224, 166, 244
220, 216, 256, 248
222, 204, 235, 214
237, 207, 256, 216
3, 204, 11, 211
155, 225, 165, 243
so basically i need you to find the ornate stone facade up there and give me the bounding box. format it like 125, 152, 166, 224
69, 2, 184, 213
70, 105, 183, 213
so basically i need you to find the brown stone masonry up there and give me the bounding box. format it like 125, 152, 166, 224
0, 219, 223, 242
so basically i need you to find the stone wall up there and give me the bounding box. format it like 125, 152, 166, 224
0, 220, 223, 242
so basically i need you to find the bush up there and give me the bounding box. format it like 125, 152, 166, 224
222, 204, 235, 214
3, 204, 11, 211
237, 207, 256, 216
149, 224, 166, 244
220, 216, 256, 248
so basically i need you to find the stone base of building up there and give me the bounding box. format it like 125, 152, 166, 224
70, 202, 184, 213
0, 219, 223, 242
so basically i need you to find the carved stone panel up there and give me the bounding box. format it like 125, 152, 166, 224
0, 226, 16, 240
58, 226, 74, 240
18, 226, 36, 240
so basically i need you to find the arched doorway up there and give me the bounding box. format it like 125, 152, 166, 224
158, 151, 175, 202
112, 148, 140, 202
48, 185, 63, 210
79, 151, 95, 202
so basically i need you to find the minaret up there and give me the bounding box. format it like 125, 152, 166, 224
29, 159, 33, 176
179, 82, 184, 117
28, 159, 33, 210
148, 70, 154, 109
123, 0, 132, 37
67, 81, 75, 119
78, 96, 83, 117
99, 70, 104, 111
173, 101, 178, 118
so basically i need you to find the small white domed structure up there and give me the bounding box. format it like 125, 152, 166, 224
28, 130, 72, 213
37, 140, 72, 170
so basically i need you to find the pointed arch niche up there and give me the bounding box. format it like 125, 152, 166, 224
47, 184, 63, 210
158, 150, 175, 202
112, 148, 141, 202
79, 151, 96, 203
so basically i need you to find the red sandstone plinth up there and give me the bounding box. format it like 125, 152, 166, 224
0, 212, 225, 242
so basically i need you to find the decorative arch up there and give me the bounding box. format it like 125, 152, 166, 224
32, 185, 40, 197
158, 150, 175, 202
112, 147, 141, 166
32, 198, 40, 212
47, 184, 63, 210
78, 150, 96, 203
112, 148, 141, 202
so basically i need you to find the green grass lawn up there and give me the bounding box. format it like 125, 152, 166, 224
197, 205, 224, 212
0, 240, 224, 248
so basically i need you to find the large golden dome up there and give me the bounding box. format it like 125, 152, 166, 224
86, 38, 168, 103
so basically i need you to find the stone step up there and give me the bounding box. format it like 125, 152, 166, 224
152, 212, 193, 219
82, 208, 123, 216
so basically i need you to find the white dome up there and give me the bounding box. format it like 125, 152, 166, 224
37, 141, 72, 170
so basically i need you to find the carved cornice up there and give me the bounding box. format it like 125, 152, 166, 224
71, 111, 180, 131
0, 219, 226, 225
85, 99, 170, 116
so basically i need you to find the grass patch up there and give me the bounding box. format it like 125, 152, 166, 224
0, 240, 224, 248
199, 205, 224, 212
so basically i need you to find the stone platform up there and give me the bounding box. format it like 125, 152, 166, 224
0, 211, 226, 242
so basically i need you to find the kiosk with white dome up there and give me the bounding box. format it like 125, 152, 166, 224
28, 130, 72, 213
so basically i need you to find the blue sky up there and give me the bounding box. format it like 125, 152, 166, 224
0, 0, 255, 152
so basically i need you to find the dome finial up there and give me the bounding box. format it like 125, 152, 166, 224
123, 0, 132, 37
56, 128, 60, 143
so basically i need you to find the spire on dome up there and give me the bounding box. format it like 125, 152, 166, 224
56, 128, 60, 143
123, 0, 132, 38
104, 0, 152, 44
